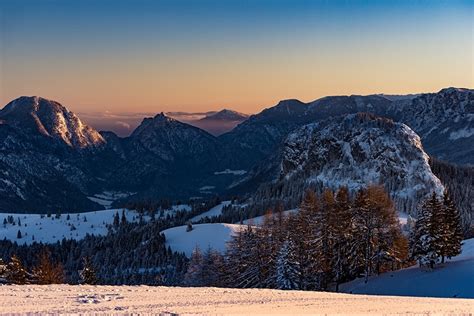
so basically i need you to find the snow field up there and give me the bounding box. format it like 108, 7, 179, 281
0, 285, 472, 314
0, 209, 141, 245
341, 238, 474, 298
161, 223, 245, 256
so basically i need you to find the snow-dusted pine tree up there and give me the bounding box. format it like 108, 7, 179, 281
276, 238, 300, 290
5, 255, 28, 284
411, 192, 441, 268
79, 256, 97, 285
442, 192, 463, 260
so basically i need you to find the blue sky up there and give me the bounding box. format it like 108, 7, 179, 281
0, 0, 472, 115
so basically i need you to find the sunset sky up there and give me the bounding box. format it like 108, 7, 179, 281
0, 0, 472, 120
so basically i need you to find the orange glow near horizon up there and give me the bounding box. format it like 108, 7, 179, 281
0, 1, 472, 115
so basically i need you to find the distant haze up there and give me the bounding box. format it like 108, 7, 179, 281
79, 110, 248, 136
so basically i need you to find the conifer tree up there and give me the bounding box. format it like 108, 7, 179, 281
79, 256, 97, 285
442, 192, 463, 260
0, 258, 7, 283
6, 255, 28, 284
297, 190, 321, 289
411, 192, 441, 268
332, 186, 353, 291
276, 238, 300, 290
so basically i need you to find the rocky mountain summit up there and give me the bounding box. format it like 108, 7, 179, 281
0, 88, 471, 213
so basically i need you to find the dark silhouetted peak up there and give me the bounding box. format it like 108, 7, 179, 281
201, 109, 249, 121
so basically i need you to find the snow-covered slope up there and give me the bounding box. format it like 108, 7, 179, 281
341, 238, 474, 298
0, 203, 193, 245
280, 113, 445, 215
0, 209, 146, 245
0, 285, 472, 314
161, 223, 245, 256
191, 201, 231, 222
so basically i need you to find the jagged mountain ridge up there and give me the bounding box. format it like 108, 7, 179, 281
0, 88, 471, 213
220, 88, 474, 169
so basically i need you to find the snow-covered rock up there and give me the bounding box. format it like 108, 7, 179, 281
280, 113, 444, 215
0, 96, 105, 149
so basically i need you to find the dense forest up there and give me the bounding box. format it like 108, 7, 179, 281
0, 185, 464, 290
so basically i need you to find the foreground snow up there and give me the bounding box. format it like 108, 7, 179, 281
341, 238, 474, 298
0, 285, 472, 315
162, 223, 244, 256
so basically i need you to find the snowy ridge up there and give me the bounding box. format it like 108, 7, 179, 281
281, 113, 445, 215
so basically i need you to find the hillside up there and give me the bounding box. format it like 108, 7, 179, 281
341, 238, 474, 298
161, 223, 244, 256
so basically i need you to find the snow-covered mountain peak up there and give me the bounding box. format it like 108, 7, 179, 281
281, 113, 445, 215
0, 96, 105, 149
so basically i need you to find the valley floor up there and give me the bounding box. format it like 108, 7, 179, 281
0, 285, 472, 315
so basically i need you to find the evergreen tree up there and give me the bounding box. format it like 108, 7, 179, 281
113, 212, 120, 227
79, 256, 97, 285
276, 238, 300, 290
442, 192, 463, 260
186, 222, 193, 232
0, 258, 7, 283
6, 255, 28, 284
296, 189, 322, 290
411, 192, 441, 268
121, 209, 127, 225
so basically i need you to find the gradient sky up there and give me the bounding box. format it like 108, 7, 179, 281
0, 0, 473, 117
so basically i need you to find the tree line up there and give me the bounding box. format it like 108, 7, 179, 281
184, 185, 409, 290
183, 185, 463, 291
0, 250, 97, 285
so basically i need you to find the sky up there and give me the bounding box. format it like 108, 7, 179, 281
0, 0, 472, 134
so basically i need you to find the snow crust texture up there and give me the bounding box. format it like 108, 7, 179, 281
0, 285, 472, 315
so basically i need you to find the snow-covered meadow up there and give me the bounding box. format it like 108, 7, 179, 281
0, 204, 191, 245
161, 223, 244, 256
0, 285, 472, 314
0, 209, 138, 244
342, 238, 474, 298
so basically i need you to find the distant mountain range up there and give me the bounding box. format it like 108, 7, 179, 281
167, 109, 249, 136
0, 88, 472, 217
